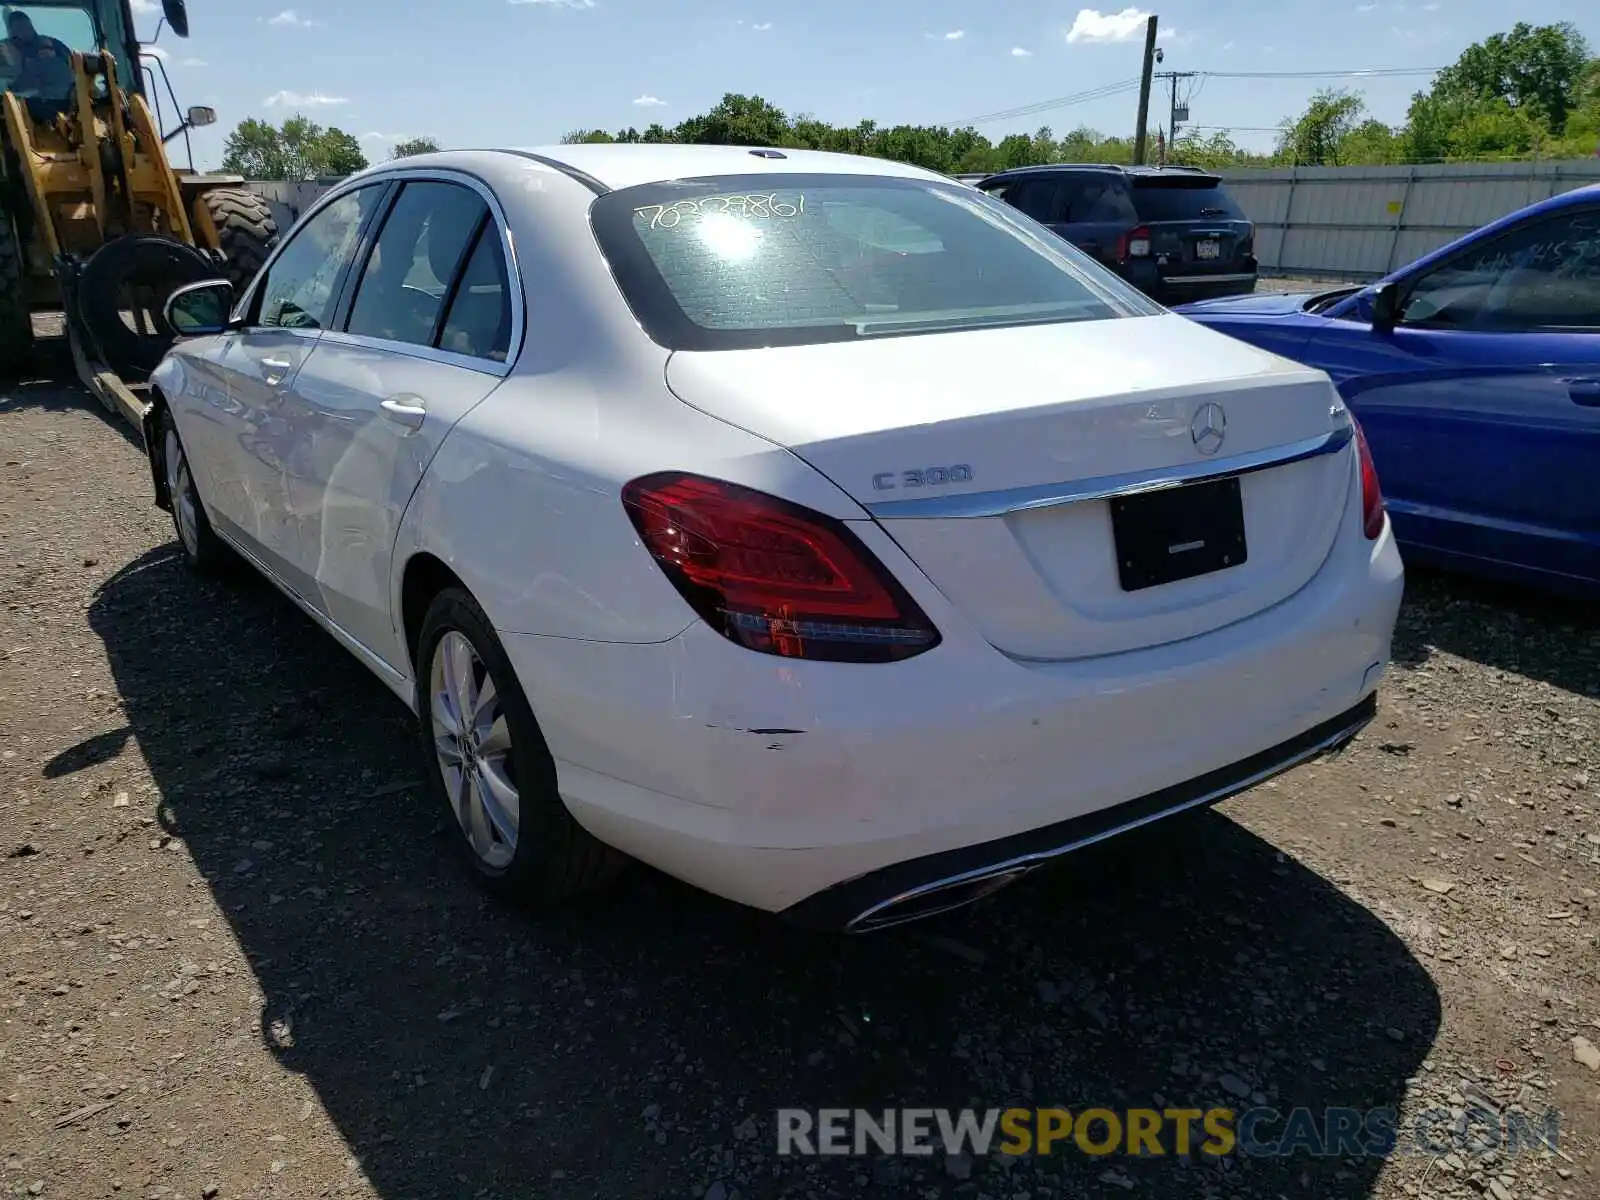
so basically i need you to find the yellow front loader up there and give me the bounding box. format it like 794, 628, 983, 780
0, 0, 276, 418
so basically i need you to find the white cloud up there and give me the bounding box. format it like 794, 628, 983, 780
359, 131, 407, 142
929, 29, 966, 40
143, 45, 168, 59
265, 9, 319, 27
1356, 2, 1378, 10
509, 0, 597, 7
752, 21, 772, 30
180, 57, 207, 68
1011, 46, 1032, 57
632, 94, 667, 107
1065, 7, 1152, 43
130, 0, 159, 13
263, 90, 348, 108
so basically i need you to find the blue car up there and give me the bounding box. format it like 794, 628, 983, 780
1177, 184, 1600, 600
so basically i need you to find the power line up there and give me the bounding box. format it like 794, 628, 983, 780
1197, 67, 1443, 79
947, 79, 1140, 127
948, 65, 1446, 131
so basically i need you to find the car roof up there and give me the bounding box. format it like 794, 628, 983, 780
393, 144, 954, 193
982, 163, 1222, 184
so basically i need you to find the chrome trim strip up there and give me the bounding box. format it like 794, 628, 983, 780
847, 701, 1373, 933
316, 329, 511, 378
1162, 272, 1257, 284
864, 424, 1352, 520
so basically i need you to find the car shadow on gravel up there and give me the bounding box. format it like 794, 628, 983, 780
1392, 568, 1600, 698
85, 546, 1442, 1200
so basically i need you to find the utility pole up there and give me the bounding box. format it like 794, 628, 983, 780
1132, 15, 1159, 165
1153, 70, 1196, 162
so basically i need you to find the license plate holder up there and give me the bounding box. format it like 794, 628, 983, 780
1196, 238, 1221, 260
1110, 476, 1248, 592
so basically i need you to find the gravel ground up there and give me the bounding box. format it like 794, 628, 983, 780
1257, 276, 1354, 295
1, 354, 1598, 1200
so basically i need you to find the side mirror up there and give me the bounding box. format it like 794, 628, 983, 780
165, 279, 234, 337
162, 0, 190, 38
186, 105, 216, 128
1359, 280, 1403, 331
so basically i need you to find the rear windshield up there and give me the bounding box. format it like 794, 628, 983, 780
590, 173, 1160, 351
1130, 178, 1245, 222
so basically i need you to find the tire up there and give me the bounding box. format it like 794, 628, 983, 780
416, 587, 624, 907
193, 188, 278, 294
157, 407, 231, 574
0, 212, 34, 377
75, 234, 220, 382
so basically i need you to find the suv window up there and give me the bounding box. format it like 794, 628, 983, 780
987, 174, 1138, 225
1006, 178, 1070, 224
253, 186, 384, 330
346, 181, 489, 347
1401, 208, 1600, 332
1075, 178, 1138, 222
437, 225, 513, 361
1130, 177, 1244, 222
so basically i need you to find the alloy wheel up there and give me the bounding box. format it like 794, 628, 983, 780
429, 630, 520, 869
164, 426, 199, 559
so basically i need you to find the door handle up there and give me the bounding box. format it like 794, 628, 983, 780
1569, 379, 1600, 407
379, 395, 427, 430
259, 356, 293, 385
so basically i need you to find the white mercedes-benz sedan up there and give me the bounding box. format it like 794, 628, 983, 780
149, 145, 1403, 931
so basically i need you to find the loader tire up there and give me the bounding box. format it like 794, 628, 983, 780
0, 213, 34, 378
76, 234, 220, 382
194, 188, 278, 293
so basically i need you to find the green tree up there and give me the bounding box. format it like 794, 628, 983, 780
1431, 21, 1591, 133
391, 136, 441, 159
220, 115, 369, 180
673, 93, 791, 146
1276, 89, 1367, 165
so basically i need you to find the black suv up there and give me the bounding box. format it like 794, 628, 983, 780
978, 164, 1258, 303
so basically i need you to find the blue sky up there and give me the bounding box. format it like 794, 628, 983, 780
138, 1, 1600, 170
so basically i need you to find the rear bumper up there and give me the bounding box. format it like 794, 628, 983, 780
1154, 273, 1259, 303
499, 510, 1404, 924
783, 692, 1375, 930
1124, 260, 1259, 303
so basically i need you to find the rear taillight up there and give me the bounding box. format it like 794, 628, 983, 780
621, 472, 940, 663
1352, 418, 1386, 539
1117, 225, 1152, 261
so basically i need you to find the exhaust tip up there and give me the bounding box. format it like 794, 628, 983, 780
848, 866, 1035, 933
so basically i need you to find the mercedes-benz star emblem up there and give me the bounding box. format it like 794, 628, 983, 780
1190, 402, 1227, 456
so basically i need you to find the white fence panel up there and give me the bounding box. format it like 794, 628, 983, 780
1217, 159, 1600, 279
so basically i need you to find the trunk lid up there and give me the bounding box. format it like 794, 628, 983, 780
1130, 172, 1255, 278
665, 313, 1354, 661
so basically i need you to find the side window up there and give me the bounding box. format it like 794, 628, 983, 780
1009, 179, 1067, 224
1081, 181, 1138, 223
253, 186, 383, 330
345, 181, 488, 347
1402, 208, 1600, 332
437, 226, 513, 362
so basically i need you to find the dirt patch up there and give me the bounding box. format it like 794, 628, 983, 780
1, 374, 1597, 1200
